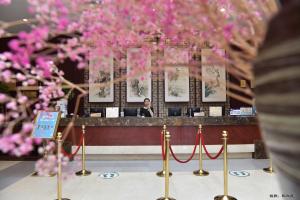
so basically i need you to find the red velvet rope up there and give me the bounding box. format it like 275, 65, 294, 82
169, 133, 200, 163
61, 133, 84, 159
200, 133, 224, 160
160, 132, 166, 160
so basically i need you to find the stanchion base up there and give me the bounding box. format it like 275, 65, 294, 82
31, 171, 56, 177
214, 195, 237, 200
75, 170, 92, 176
54, 198, 71, 200
263, 167, 274, 173
157, 197, 176, 200
156, 170, 172, 177
193, 169, 209, 176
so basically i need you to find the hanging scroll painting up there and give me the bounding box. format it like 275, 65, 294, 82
201, 49, 226, 102
89, 53, 114, 102
164, 47, 190, 102
126, 48, 152, 102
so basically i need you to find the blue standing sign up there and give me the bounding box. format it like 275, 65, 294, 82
31, 111, 61, 139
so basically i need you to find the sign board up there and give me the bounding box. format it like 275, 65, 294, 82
209, 106, 223, 117
106, 107, 119, 118
31, 111, 61, 139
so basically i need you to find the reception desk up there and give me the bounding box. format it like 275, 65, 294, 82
59, 117, 261, 146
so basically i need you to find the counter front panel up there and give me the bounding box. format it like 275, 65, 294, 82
59, 117, 261, 146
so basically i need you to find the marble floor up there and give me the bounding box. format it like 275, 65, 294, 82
0, 159, 283, 200
0, 161, 20, 171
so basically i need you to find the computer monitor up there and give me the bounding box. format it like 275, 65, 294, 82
186, 107, 201, 117
90, 107, 105, 117
168, 108, 182, 117
123, 108, 138, 117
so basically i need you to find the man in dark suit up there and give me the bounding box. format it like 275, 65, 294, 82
139, 98, 154, 117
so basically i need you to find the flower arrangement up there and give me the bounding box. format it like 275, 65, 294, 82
0, 0, 278, 174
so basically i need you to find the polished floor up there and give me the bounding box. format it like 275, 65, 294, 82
0, 159, 282, 200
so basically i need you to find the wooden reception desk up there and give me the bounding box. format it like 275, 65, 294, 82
59, 117, 261, 146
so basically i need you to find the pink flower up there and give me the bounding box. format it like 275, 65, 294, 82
18, 143, 33, 155
57, 17, 69, 30
10, 112, 20, 119
33, 138, 42, 145
16, 73, 26, 81
8, 40, 21, 51
26, 79, 35, 85
17, 95, 28, 104
1, 70, 11, 82
223, 23, 234, 41
0, 93, 8, 103
36, 57, 51, 78
10, 134, 22, 144
21, 122, 33, 133
0, 136, 15, 153
6, 101, 17, 110
35, 103, 41, 109
0, 133, 37, 156
35, 155, 58, 176
0, 114, 5, 125
77, 62, 85, 69
0, 61, 6, 70
0, 0, 272, 176
0, 0, 11, 5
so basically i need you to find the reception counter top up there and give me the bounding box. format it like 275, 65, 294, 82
59, 116, 261, 146
59, 116, 257, 127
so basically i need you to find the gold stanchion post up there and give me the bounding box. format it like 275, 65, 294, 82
156, 125, 172, 177
193, 124, 209, 176
263, 158, 274, 173
214, 131, 237, 200
157, 131, 175, 200
55, 132, 70, 200
76, 125, 91, 176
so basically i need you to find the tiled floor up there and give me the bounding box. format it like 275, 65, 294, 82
0, 159, 283, 200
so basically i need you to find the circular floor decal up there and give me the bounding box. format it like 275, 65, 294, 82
229, 170, 250, 177
99, 172, 119, 179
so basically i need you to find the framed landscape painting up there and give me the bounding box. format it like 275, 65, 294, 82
164, 47, 190, 102
165, 66, 190, 102
89, 54, 114, 102
201, 49, 226, 102
126, 48, 152, 102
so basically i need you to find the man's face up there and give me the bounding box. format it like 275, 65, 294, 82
144, 100, 150, 107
